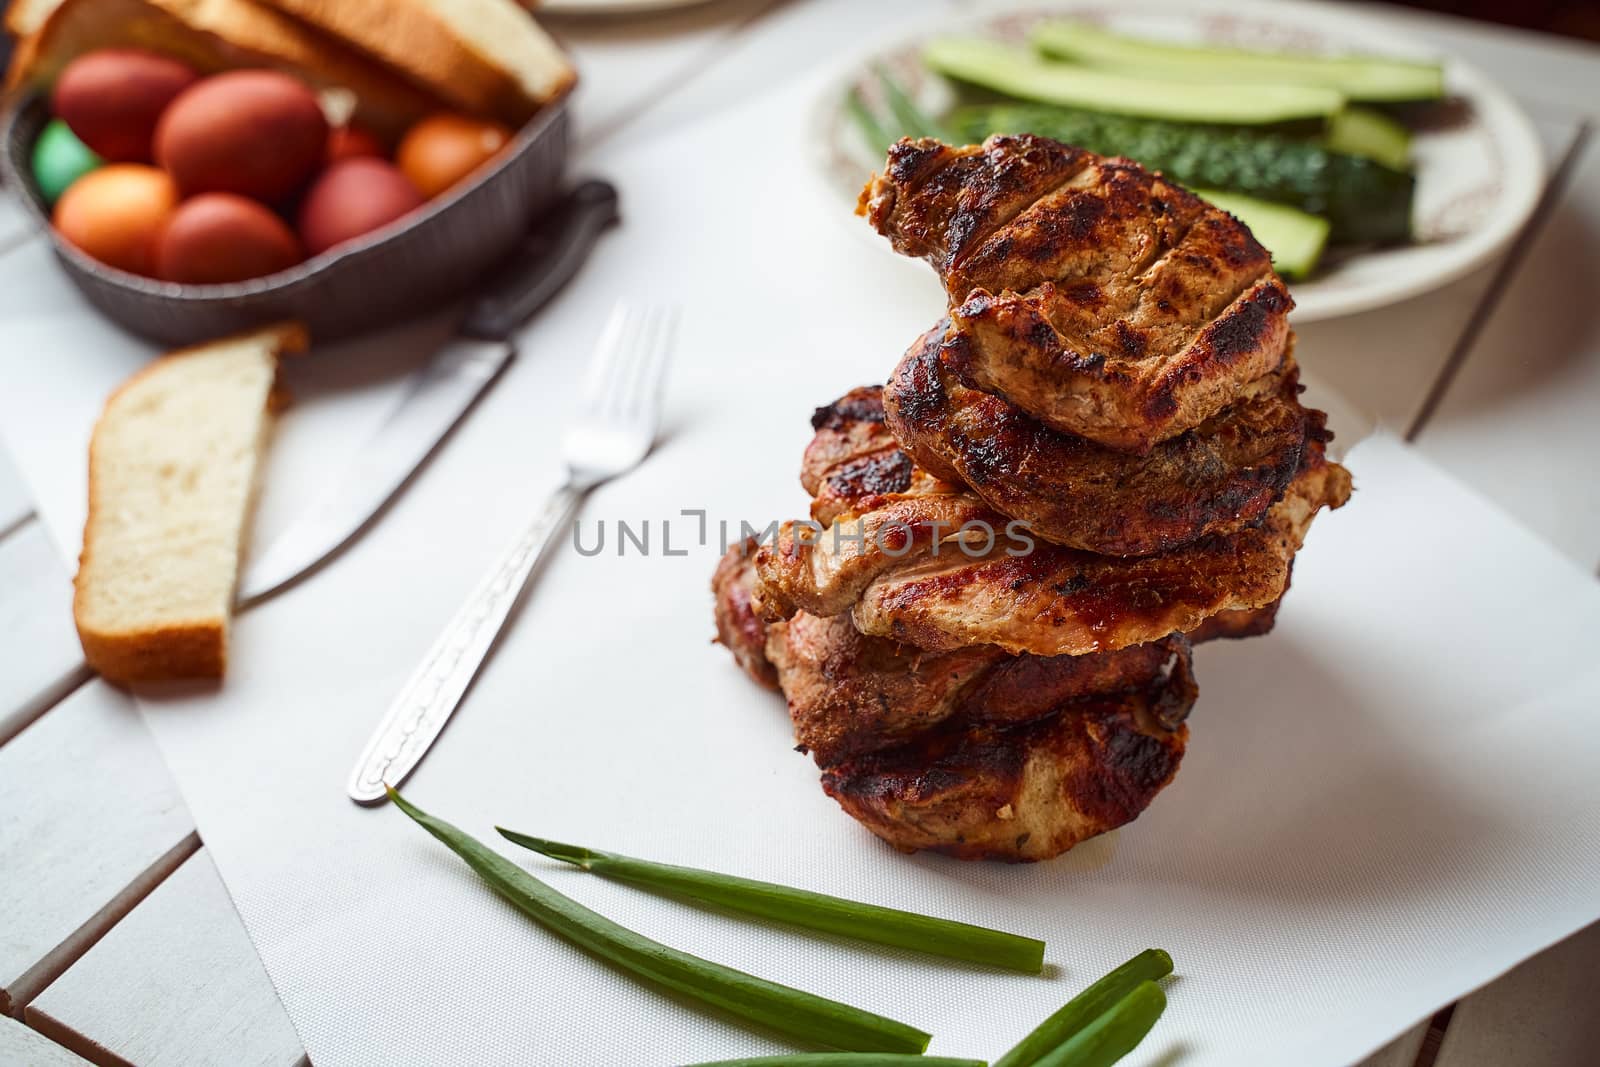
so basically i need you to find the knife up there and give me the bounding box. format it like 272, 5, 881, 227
236, 179, 621, 607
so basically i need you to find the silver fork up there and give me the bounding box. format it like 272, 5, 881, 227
347, 303, 679, 804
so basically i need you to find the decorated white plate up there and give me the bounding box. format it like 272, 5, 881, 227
810, 0, 1545, 322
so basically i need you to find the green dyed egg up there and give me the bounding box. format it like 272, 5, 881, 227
32, 119, 104, 205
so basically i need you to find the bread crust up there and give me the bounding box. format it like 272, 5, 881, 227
261, 0, 576, 125
4, 0, 59, 36
74, 321, 306, 688
7, 0, 444, 137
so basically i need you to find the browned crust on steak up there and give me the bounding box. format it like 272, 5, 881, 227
852, 452, 1349, 656
857, 135, 1095, 275
767, 609, 1189, 767
821, 655, 1194, 861
757, 386, 1351, 655
802, 386, 943, 526
861, 136, 1293, 452
884, 321, 1317, 555
1187, 577, 1290, 644
711, 537, 779, 690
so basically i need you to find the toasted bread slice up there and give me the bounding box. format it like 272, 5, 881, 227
259, 0, 575, 125
74, 322, 306, 686
7, 0, 442, 137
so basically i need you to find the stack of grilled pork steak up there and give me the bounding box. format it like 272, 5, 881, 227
713, 135, 1351, 861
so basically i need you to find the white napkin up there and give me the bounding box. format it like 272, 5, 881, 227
3, 70, 1599, 1067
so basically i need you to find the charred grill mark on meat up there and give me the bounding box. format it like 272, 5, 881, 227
860, 136, 1293, 452
802, 386, 946, 526
851, 454, 1347, 656
821, 655, 1194, 862
767, 608, 1191, 767
883, 321, 1316, 556
757, 388, 1350, 656
713, 538, 1195, 861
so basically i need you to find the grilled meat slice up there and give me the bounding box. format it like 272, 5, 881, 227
759, 449, 1349, 656
1187, 581, 1289, 643
821, 655, 1195, 861
853, 455, 1347, 655
860, 135, 1292, 452
803, 386, 948, 526
711, 536, 779, 689
884, 320, 1318, 555
768, 609, 1189, 766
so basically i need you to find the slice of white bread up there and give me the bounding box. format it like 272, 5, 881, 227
5, 0, 61, 36
6, 0, 444, 137
74, 322, 307, 686
260, 0, 575, 125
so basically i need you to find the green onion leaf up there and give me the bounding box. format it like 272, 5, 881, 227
389, 789, 930, 1053
685, 1057, 987, 1067
876, 65, 945, 141
993, 950, 1172, 1067
497, 829, 1046, 974
845, 86, 895, 157
1032, 981, 1166, 1067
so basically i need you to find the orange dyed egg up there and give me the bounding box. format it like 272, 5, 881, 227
396, 113, 513, 198
52, 164, 177, 275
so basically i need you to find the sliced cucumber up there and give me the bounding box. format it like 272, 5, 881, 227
950, 104, 1413, 244
1197, 189, 1330, 280
1032, 21, 1444, 102
1324, 106, 1411, 169
923, 38, 1344, 126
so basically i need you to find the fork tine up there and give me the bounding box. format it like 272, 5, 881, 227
613, 306, 664, 423
628, 307, 678, 426
596, 305, 668, 425
580, 303, 637, 417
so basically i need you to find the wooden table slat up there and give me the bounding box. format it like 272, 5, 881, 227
1354, 1020, 1431, 1067
0, 518, 90, 745
1433, 920, 1600, 1067
26, 849, 304, 1067
0, 681, 194, 1015
0, 1016, 92, 1067
1361, 3, 1600, 117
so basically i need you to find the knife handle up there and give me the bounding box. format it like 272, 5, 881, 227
347, 481, 585, 804
461, 179, 621, 342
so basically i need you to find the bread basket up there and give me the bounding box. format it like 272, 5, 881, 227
0, 91, 570, 345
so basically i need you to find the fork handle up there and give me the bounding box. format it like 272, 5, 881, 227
347, 481, 584, 804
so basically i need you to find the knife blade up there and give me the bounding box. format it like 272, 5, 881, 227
236, 179, 620, 606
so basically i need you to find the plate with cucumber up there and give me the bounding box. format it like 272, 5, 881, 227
815, 0, 1544, 321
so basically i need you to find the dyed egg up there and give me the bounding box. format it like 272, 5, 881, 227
31, 119, 102, 205
396, 113, 513, 198
52, 164, 178, 275
155, 193, 303, 284
50, 48, 198, 162
155, 71, 328, 201
297, 157, 425, 256
326, 122, 385, 163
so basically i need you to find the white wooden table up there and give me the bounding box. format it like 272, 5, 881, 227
2, 3, 1597, 1064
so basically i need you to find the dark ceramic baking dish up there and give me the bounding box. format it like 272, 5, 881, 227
0, 91, 570, 345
